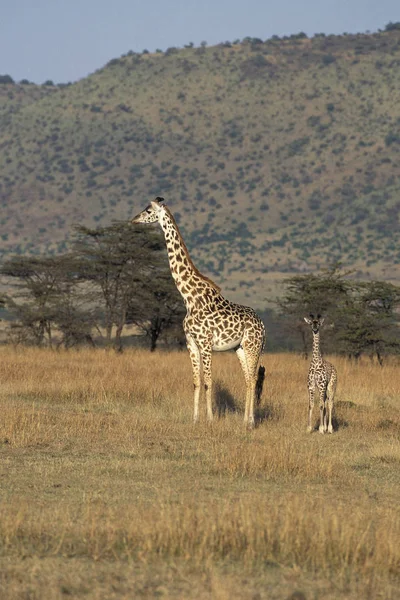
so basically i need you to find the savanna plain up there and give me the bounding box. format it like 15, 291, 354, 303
0, 347, 399, 599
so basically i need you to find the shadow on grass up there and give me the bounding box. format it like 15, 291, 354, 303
214, 377, 281, 428
332, 413, 349, 430
333, 399, 365, 430
254, 404, 282, 426
215, 382, 237, 417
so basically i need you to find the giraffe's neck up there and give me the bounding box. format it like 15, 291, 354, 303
159, 208, 219, 309
312, 332, 323, 363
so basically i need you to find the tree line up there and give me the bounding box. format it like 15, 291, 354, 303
0, 223, 186, 352
275, 265, 400, 364
0, 225, 399, 362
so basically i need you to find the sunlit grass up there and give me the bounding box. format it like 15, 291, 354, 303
0, 347, 399, 598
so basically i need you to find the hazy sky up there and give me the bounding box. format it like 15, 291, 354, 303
2, 0, 399, 84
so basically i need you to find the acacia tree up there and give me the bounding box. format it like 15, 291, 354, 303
72, 223, 184, 351
0, 254, 97, 348
72, 223, 165, 349
0, 224, 184, 351
126, 269, 185, 351
277, 266, 400, 362
335, 280, 400, 364
1, 255, 75, 347
276, 265, 351, 357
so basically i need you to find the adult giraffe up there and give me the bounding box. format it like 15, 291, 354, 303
132, 197, 265, 426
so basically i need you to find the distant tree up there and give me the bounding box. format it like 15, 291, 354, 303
43, 79, 54, 86
1, 225, 187, 351
322, 54, 336, 66
19, 79, 32, 85
72, 223, 184, 352
126, 269, 185, 351
335, 281, 400, 364
72, 223, 164, 350
277, 266, 400, 362
165, 47, 178, 56
276, 265, 350, 357
0, 74, 14, 84
384, 22, 400, 31
0, 255, 94, 348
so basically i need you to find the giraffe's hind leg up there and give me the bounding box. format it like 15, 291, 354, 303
185, 333, 202, 423
236, 331, 263, 428
326, 377, 336, 434
318, 386, 327, 434
236, 346, 251, 424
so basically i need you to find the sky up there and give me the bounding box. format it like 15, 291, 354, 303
1, 0, 399, 84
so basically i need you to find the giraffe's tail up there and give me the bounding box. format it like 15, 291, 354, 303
255, 365, 265, 406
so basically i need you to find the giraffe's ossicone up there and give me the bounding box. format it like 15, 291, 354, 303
132, 197, 266, 426
304, 314, 337, 433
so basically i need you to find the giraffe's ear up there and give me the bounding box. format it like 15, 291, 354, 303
154, 196, 165, 204
319, 317, 325, 326
304, 317, 312, 325
150, 200, 163, 211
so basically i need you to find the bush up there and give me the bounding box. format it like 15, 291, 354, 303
384, 21, 400, 31
385, 132, 400, 146
322, 54, 336, 66
0, 74, 14, 84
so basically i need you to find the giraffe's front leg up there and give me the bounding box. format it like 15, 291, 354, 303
185, 333, 202, 423
326, 377, 336, 434
201, 347, 213, 422
307, 385, 315, 432
319, 387, 327, 434
326, 399, 333, 434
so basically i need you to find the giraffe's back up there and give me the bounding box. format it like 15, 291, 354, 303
309, 358, 337, 388
185, 295, 265, 352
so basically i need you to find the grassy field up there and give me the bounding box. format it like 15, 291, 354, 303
0, 347, 399, 599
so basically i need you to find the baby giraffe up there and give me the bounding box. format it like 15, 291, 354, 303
304, 314, 337, 433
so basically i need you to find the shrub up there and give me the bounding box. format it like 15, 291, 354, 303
322, 54, 336, 66
0, 74, 14, 84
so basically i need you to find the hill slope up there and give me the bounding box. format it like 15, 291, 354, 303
1, 31, 400, 305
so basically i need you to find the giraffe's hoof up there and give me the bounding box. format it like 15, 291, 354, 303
328, 426, 333, 434
307, 425, 313, 433
319, 426, 325, 434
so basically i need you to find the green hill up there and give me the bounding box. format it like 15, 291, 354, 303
1, 30, 400, 306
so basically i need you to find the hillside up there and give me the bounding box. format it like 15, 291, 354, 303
1, 30, 400, 306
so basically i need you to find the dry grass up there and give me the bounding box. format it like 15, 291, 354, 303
0, 347, 399, 599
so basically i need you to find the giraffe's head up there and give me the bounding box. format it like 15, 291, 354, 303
304, 314, 325, 334
131, 197, 165, 224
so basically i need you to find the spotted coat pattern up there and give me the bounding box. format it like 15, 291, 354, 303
132, 198, 266, 425
304, 316, 337, 433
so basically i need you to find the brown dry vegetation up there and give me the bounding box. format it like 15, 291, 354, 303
0, 347, 399, 599
2, 31, 400, 305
